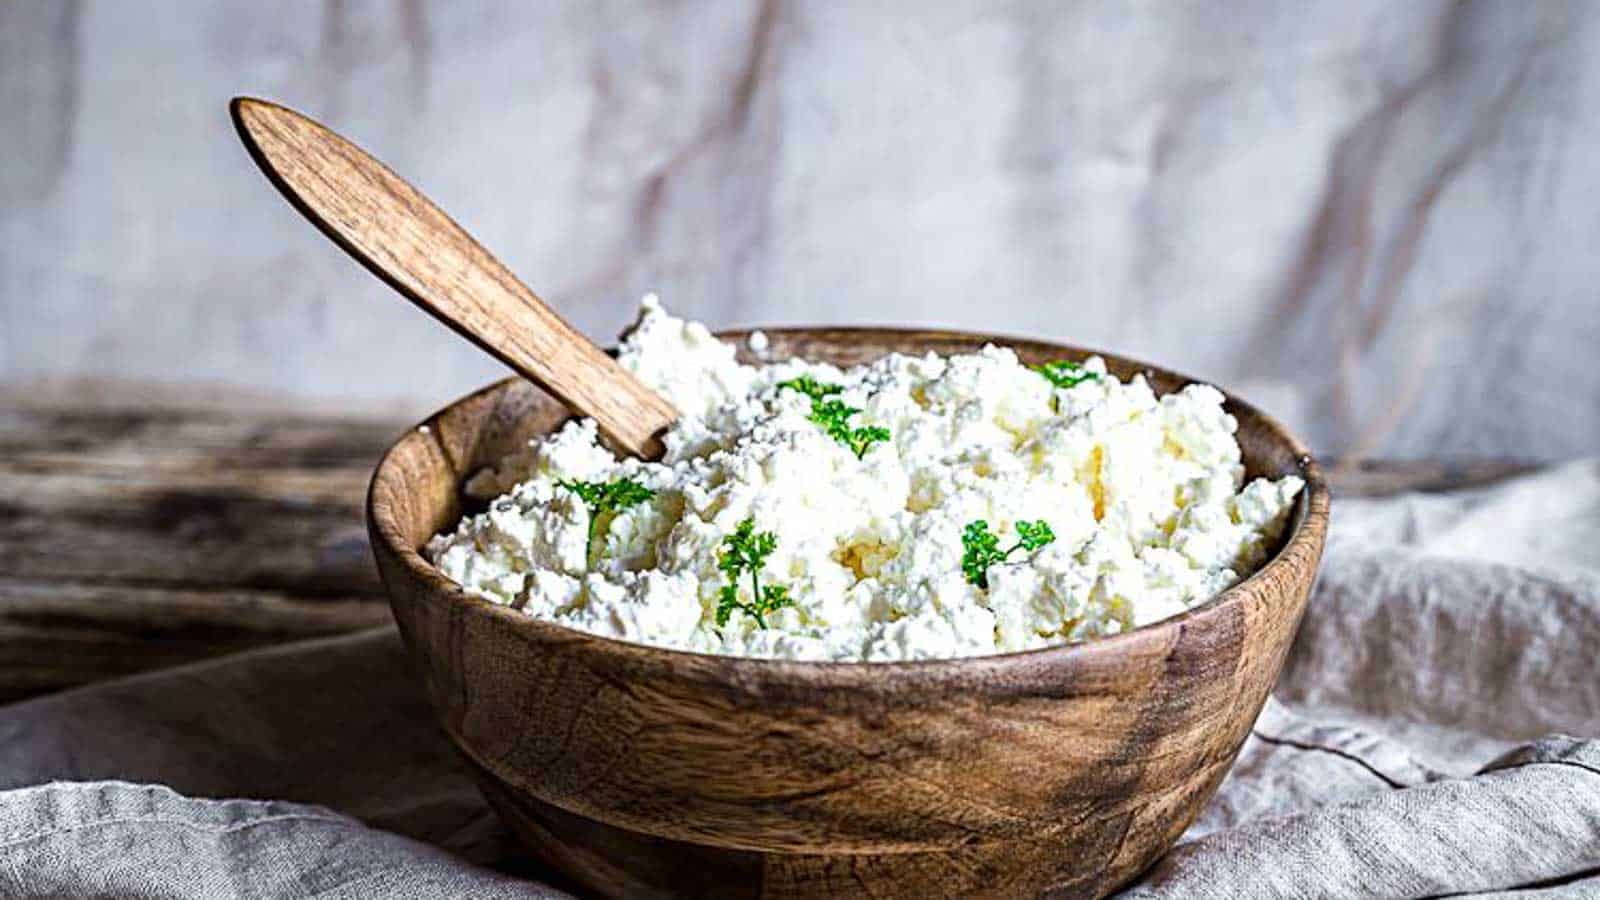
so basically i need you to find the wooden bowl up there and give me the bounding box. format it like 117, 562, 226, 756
368, 328, 1329, 899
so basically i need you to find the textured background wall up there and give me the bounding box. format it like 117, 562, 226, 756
3, 1, 1596, 460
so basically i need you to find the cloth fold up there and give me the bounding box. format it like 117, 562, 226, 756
1, 461, 1596, 898
0, 781, 562, 899
1128, 725, 1600, 899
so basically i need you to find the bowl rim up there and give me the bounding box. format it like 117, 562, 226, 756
368, 324, 1330, 682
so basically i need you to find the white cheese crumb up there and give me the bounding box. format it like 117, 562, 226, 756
428, 297, 1303, 661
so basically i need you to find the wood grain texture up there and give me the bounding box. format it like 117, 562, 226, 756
0, 407, 393, 700
228, 97, 677, 458
368, 329, 1333, 899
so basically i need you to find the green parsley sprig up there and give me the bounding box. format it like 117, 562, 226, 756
960, 519, 1056, 589
778, 377, 891, 459
557, 477, 655, 565
1033, 359, 1102, 393
776, 374, 842, 403
810, 399, 891, 459
714, 516, 794, 629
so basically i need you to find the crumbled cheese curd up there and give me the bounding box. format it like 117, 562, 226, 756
428, 297, 1304, 662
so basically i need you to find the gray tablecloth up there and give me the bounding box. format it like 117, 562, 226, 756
2, 461, 1596, 898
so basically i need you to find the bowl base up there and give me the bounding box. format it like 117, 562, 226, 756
471, 765, 1150, 900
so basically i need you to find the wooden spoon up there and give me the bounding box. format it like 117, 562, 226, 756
229, 97, 677, 459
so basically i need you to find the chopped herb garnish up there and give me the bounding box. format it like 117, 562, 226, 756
794, 394, 891, 460
960, 521, 1003, 587
777, 374, 843, 403
1032, 360, 1101, 390
778, 376, 891, 459
843, 424, 891, 459
714, 516, 794, 629
807, 398, 856, 439
960, 518, 1056, 588
557, 477, 656, 565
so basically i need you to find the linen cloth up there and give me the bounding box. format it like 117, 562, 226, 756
0, 461, 1596, 898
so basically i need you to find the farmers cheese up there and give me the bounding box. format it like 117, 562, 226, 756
427, 296, 1303, 661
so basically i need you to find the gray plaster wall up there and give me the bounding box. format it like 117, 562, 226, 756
3, 1, 1596, 459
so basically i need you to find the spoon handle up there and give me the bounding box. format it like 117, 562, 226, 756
230, 97, 675, 459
